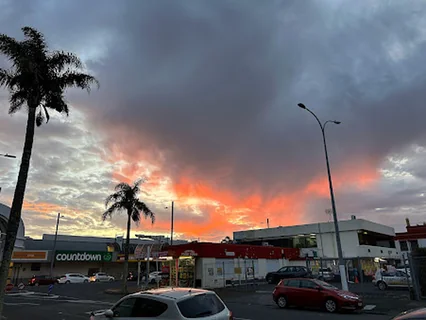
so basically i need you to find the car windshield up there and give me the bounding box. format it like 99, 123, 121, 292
315, 280, 337, 289
177, 293, 225, 318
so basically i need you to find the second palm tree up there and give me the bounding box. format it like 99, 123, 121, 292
103, 179, 155, 293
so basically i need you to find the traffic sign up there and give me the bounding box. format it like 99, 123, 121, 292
134, 244, 145, 259
18, 283, 25, 290
48, 284, 54, 294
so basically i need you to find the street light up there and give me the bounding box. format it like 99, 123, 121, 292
0, 154, 16, 159
297, 102, 348, 291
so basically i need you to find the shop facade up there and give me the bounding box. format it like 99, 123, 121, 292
159, 243, 301, 289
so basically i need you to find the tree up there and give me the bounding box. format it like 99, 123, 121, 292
103, 179, 155, 293
0, 27, 98, 316
221, 236, 233, 244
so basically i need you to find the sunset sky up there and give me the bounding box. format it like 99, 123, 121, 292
1, 0, 426, 242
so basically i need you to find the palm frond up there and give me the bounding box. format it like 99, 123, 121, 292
132, 178, 146, 194
135, 201, 155, 224
114, 182, 132, 193
0, 68, 13, 87
48, 51, 83, 71
21, 26, 46, 52
43, 92, 68, 115
0, 34, 24, 67
130, 207, 141, 224
105, 191, 125, 208
59, 72, 99, 92
102, 202, 124, 221
9, 90, 27, 114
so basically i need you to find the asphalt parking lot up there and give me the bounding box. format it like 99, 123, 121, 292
2, 281, 422, 320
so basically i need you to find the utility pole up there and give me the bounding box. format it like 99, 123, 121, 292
170, 201, 174, 246
49, 213, 61, 278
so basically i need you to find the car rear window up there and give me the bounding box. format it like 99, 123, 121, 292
177, 293, 225, 318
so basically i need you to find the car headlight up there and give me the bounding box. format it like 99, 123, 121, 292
338, 293, 358, 300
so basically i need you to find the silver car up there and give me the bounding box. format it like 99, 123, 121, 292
373, 270, 411, 290
90, 272, 115, 282
90, 287, 233, 319
314, 268, 335, 282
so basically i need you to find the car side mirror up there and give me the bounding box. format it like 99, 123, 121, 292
104, 309, 114, 318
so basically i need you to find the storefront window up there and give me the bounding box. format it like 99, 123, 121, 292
293, 236, 317, 248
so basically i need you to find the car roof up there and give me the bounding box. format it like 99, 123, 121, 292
129, 287, 213, 301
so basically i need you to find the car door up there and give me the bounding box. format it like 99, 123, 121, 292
394, 271, 409, 286
299, 279, 322, 308
283, 279, 301, 306
97, 273, 106, 281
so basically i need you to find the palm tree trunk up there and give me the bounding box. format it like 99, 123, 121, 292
122, 211, 131, 294
0, 106, 37, 317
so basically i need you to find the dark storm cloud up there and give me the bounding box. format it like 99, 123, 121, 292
81, 0, 426, 199
3, 0, 426, 225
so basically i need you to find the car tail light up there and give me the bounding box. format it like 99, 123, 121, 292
229, 311, 234, 320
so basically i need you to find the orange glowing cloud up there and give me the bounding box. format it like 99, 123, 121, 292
88, 139, 383, 242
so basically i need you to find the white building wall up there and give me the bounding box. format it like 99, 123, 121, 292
198, 257, 292, 288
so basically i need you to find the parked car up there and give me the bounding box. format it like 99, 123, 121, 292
142, 271, 162, 284
313, 268, 335, 282
391, 307, 426, 319
90, 272, 115, 282
28, 275, 57, 286
373, 270, 411, 290
57, 273, 90, 284
272, 278, 363, 313
89, 287, 233, 319
266, 266, 312, 284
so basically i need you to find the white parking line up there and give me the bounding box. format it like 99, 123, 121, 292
4, 302, 40, 306
234, 318, 252, 320
363, 305, 376, 311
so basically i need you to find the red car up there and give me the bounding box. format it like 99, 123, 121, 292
272, 278, 363, 313
29, 275, 57, 286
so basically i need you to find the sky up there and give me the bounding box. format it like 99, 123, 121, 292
1, 0, 426, 241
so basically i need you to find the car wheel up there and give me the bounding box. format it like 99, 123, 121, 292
34, 282, 39, 287
95, 279, 100, 282
84, 280, 88, 283
109, 278, 114, 282
277, 296, 287, 309
325, 298, 337, 313
378, 281, 387, 291
267, 276, 273, 284
65, 280, 71, 284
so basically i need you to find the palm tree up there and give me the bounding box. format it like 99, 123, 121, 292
103, 179, 155, 293
0, 26, 98, 315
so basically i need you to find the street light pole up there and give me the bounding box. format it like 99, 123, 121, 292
170, 201, 174, 246
298, 103, 348, 291
49, 213, 61, 278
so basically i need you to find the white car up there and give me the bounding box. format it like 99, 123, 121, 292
142, 271, 162, 284
89, 287, 233, 319
90, 272, 115, 282
58, 273, 90, 284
